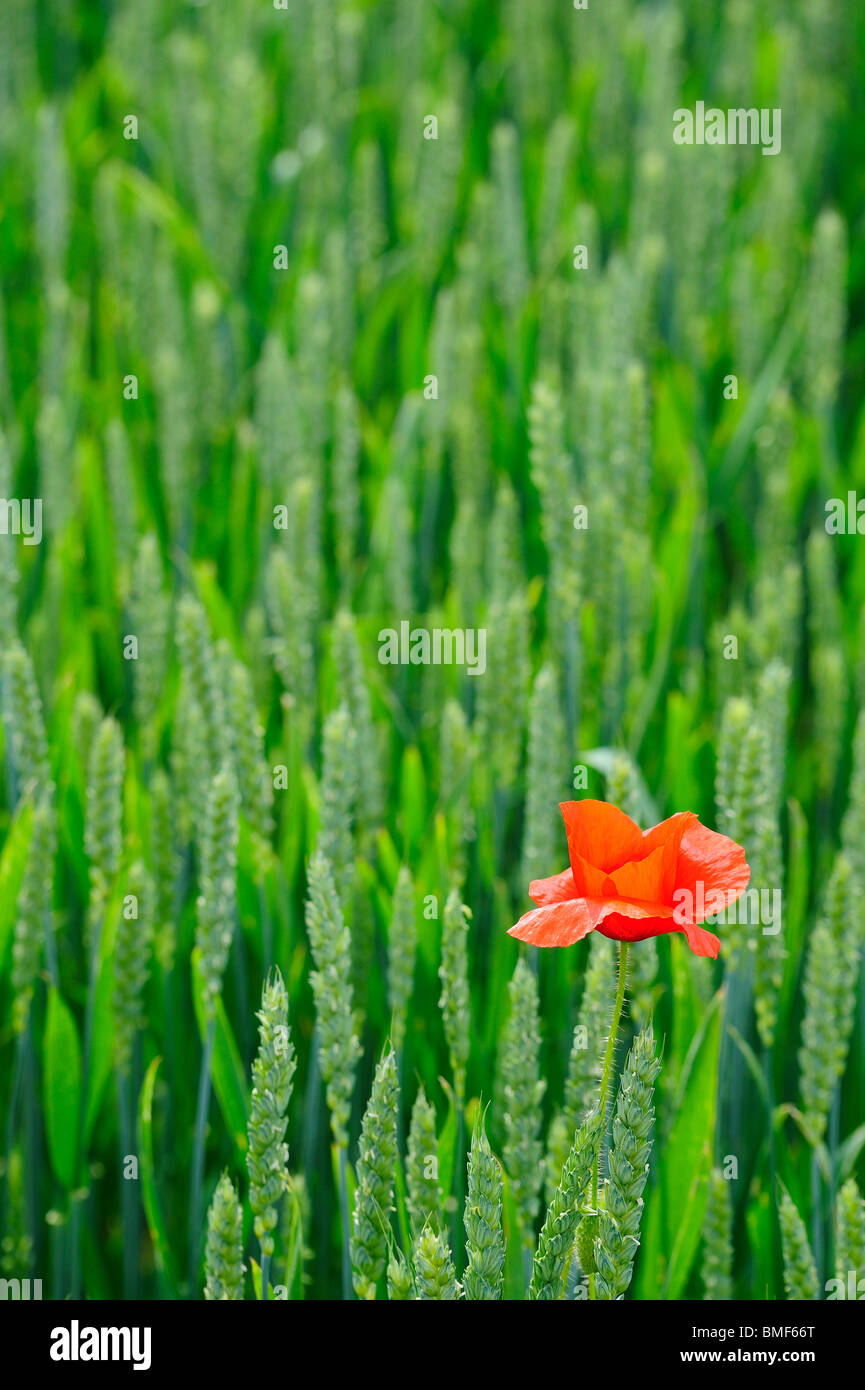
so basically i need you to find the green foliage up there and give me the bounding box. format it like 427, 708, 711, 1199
2, 0, 864, 1307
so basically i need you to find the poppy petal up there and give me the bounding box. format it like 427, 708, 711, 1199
559, 799, 644, 874
508, 897, 604, 948
681, 921, 722, 958
640, 811, 697, 856
674, 821, 750, 921
569, 852, 611, 898
638, 811, 698, 898
529, 867, 577, 906
608, 843, 670, 903
594, 898, 676, 943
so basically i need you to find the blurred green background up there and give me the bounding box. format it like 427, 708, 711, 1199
1, 0, 865, 1301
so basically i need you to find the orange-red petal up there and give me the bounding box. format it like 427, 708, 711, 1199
511, 799, 743, 960
594, 899, 676, 942
508, 897, 604, 947
569, 852, 611, 898
607, 843, 670, 903
559, 799, 644, 874
595, 902, 721, 958
528, 867, 577, 906
681, 921, 722, 958
638, 811, 698, 899
673, 820, 750, 921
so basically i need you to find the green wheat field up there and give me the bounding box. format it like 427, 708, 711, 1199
1, 0, 865, 1303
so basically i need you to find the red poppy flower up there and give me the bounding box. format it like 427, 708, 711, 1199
508, 799, 750, 959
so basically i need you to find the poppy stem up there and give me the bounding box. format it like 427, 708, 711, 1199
589, 941, 629, 1298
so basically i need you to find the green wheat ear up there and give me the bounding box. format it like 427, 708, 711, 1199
331, 384, 361, 586
11, 795, 56, 1033
350, 1048, 399, 1300
531, 1108, 603, 1301
440, 699, 474, 880
521, 663, 567, 888
112, 860, 154, 1074
204, 1172, 245, 1301
500, 956, 545, 1249
778, 1190, 818, 1300
798, 853, 858, 1144
149, 768, 179, 973
841, 708, 865, 903
176, 591, 230, 770
463, 1114, 505, 1301
487, 477, 525, 608
195, 765, 240, 1013
752, 661, 790, 1050
594, 1024, 660, 1301
171, 682, 208, 846
804, 208, 847, 417
3, 642, 51, 796
387, 865, 417, 1055
225, 655, 273, 852
304, 850, 360, 1150
834, 1178, 865, 1297
129, 532, 169, 763
702, 1168, 734, 1300
85, 715, 125, 947
476, 590, 529, 792
332, 610, 382, 839
413, 1222, 460, 1301
247, 970, 295, 1261
406, 1085, 442, 1237
439, 887, 471, 1106
0, 428, 19, 637
386, 1246, 415, 1301
71, 690, 102, 779
545, 935, 614, 1200
317, 703, 359, 913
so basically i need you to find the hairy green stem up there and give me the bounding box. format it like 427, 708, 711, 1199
589, 940, 628, 1299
